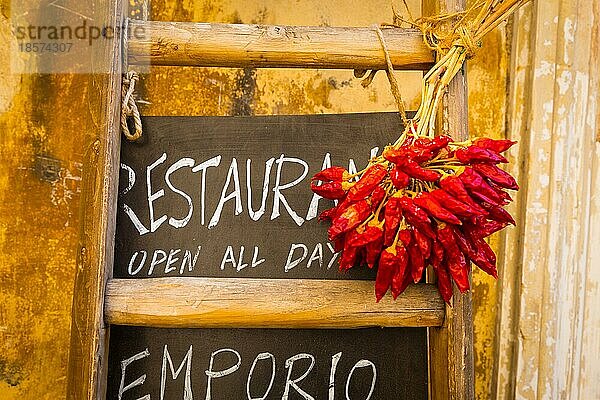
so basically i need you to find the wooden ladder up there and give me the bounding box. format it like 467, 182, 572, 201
67, 0, 474, 398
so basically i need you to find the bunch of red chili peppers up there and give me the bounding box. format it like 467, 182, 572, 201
311, 134, 518, 302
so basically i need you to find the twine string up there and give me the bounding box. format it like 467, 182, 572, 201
373, 25, 409, 126
121, 71, 143, 141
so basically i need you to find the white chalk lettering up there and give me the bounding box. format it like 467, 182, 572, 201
285, 244, 308, 272
165, 248, 181, 274
271, 155, 308, 226
147, 153, 168, 232
181, 246, 201, 274
237, 246, 249, 272
326, 243, 340, 270
161, 345, 193, 400
282, 353, 315, 400
328, 352, 342, 400
119, 348, 150, 400
128, 251, 147, 276
307, 243, 324, 269
220, 246, 236, 271
251, 246, 265, 269
148, 249, 167, 275
205, 348, 242, 400
345, 360, 377, 400
347, 159, 358, 182
305, 152, 331, 221
166, 157, 195, 229
209, 158, 243, 229
247, 158, 275, 221
191, 155, 222, 226
370, 147, 380, 159
120, 163, 136, 195
246, 352, 276, 400
121, 163, 150, 235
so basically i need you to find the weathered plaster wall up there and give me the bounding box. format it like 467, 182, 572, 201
0, 0, 508, 398
0, 7, 85, 399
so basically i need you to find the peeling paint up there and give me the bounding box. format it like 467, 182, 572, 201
539, 174, 550, 188
557, 70, 572, 95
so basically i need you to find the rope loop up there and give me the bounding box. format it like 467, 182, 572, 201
121, 71, 143, 141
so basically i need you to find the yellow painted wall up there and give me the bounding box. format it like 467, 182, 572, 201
0, 0, 508, 398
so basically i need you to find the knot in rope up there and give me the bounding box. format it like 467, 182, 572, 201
419, 16, 480, 59
121, 71, 143, 141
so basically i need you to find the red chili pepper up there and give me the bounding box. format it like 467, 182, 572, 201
391, 245, 410, 299
463, 218, 508, 238
312, 166, 350, 182
429, 189, 484, 218
355, 247, 366, 268
390, 166, 411, 189
429, 240, 452, 303
365, 236, 383, 268
472, 163, 519, 190
451, 226, 475, 254
412, 228, 431, 260
339, 241, 358, 272
310, 181, 346, 200
375, 246, 399, 301
480, 201, 516, 225
461, 228, 498, 278
392, 268, 413, 299
437, 224, 470, 293
486, 180, 513, 205
398, 197, 436, 239
311, 167, 353, 200
470, 236, 498, 277
415, 135, 452, 152
395, 158, 441, 182
439, 175, 488, 214
333, 234, 345, 253
347, 164, 387, 201
397, 227, 412, 245
459, 168, 503, 205
409, 241, 426, 283
384, 146, 435, 164
367, 186, 386, 209
455, 146, 508, 164
470, 249, 498, 278
383, 197, 402, 246
413, 192, 462, 225
431, 238, 444, 265
318, 206, 339, 222
473, 137, 516, 153
437, 265, 454, 304
328, 200, 371, 241
451, 226, 496, 278
346, 222, 384, 247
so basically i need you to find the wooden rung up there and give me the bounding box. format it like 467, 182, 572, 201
105, 277, 445, 328
127, 20, 435, 70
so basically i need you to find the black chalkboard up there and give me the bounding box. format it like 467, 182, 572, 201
106, 326, 428, 399
115, 113, 408, 280
110, 113, 429, 400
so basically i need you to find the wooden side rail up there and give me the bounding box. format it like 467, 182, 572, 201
127, 20, 435, 70
105, 278, 445, 328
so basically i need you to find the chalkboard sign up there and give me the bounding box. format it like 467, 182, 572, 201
115, 113, 410, 280
107, 326, 428, 399
109, 113, 429, 399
